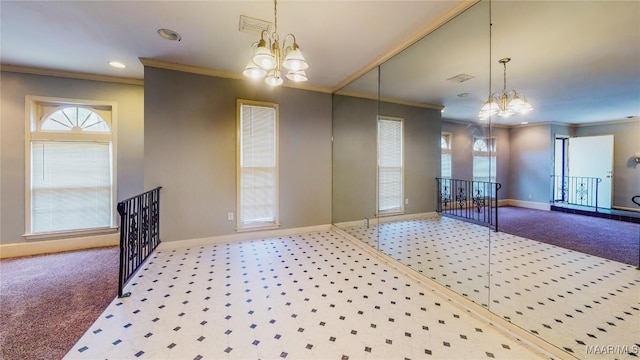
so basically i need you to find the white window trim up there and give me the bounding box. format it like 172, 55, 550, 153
236, 99, 280, 232
376, 115, 405, 217
24, 96, 118, 239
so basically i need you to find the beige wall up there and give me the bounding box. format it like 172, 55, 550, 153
573, 120, 640, 209
143, 67, 332, 242
0, 71, 144, 245
508, 124, 552, 203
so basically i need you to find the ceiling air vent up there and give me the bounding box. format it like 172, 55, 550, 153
239, 15, 271, 35
447, 74, 474, 83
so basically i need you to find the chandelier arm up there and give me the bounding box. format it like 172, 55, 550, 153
282, 33, 297, 53
259, 29, 273, 49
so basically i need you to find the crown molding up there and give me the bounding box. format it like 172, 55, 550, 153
0, 64, 143, 86
572, 117, 640, 127
330, 0, 479, 93
335, 90, 442, 110
441, 118, 511, 128
139, 58, 333, 94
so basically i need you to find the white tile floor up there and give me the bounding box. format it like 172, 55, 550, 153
342, 215, 640, 359
66, 230, 549, 360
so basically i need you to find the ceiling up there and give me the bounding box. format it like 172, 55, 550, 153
2, 1, 639, 126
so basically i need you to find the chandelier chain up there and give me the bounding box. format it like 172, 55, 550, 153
502, 61, 507, 93
274, 0, 278, 35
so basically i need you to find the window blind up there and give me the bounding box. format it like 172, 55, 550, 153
378, 118, 403, 213
473, 155, 496, 183
239, 104, 277, 225
441, 152, 452, 178
31, 140, 112, 233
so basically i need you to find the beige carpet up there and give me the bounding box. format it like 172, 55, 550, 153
0, 246, 118, 360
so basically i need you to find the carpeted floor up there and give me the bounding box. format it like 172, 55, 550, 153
0, 246, 118, 360
497, 206, 640, 266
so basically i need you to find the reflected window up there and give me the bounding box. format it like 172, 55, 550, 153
473, 137, 496, 183
441, 132, 452, 179
377, 116, 404, 215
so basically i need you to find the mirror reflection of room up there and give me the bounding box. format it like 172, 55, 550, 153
332, 1, 639, 359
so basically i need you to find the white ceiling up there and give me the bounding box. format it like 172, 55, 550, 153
2, 1, 639, 126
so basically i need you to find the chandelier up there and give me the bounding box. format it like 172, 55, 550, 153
243, 0, 309, 86
478, 58, 533, 119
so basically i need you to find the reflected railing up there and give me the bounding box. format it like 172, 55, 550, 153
436, 177, 501, 231
550, 175, 602, 211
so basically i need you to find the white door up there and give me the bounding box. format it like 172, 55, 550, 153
568, 135, 614, 209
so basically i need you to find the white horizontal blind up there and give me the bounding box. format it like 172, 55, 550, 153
473, 138, 496, 183
31, 140, 112, 233
441, 153, 452, 178
441, 133, 452, 178
378, 118, 403, 214
239, 104, 277, 226
472, 155, 496, 182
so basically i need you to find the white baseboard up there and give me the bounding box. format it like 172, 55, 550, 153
158, 224, 333, 250
613, 205, 640, 213
497, 199, 510, 207
505, 199, 550, 211
0, 233, 119, 259
333, 212, 439, 229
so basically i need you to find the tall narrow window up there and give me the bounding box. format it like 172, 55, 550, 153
473, 137, 496, 183
441, 132, 452, 179
237, 100, 279, 230
26, 100, 116, 235
377, 116, 404, 215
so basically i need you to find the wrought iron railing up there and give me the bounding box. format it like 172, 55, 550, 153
436, 178, 502, 231
117, 187, 162, 298
550, 175, 601, 211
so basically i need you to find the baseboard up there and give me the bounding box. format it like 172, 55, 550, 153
506, 199, 550, 211
0, 233, 119, 259
157, 224, 333, 250
613, 205, 640, 213
333, 212, 439, 229
497, 199, 510, 207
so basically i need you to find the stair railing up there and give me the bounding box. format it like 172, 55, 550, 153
117, 187, 162, 297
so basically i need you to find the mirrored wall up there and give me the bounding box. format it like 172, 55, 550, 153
332, 0, 639, 358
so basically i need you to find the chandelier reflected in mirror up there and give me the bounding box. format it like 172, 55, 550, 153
243, 0, 309, 86
478, 58, 533, 120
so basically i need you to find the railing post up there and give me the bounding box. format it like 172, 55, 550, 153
595, 178, 601, 212
436, 178, 442, 213
494, 183, 502, 232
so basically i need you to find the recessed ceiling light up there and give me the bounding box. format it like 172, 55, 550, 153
108, 61, 126, 69
521, 121, 529, 125
158, 28, 181, 41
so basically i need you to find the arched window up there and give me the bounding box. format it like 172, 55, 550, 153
40, 106, 110, 132
26, 98, 116, 236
